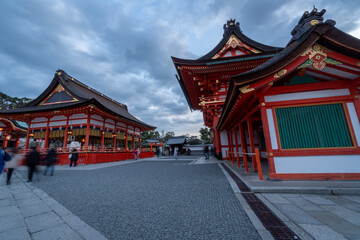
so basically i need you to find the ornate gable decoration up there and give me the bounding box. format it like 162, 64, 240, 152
39, 84, 78, 105
290, 8, 336, 43
299, 44, 342, 70
211, 34, 261, 59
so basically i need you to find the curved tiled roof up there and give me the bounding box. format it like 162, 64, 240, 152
0, 70, 155, 130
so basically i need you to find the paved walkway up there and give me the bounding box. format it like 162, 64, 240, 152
0, 171, 107, 240
223, 159, 360, 240
1, 157, 360, 239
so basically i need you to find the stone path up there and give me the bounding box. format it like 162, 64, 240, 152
2, 157, 360, 240
0, 172, 107, 240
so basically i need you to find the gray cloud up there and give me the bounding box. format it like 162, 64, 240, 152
0, 0, 359, 136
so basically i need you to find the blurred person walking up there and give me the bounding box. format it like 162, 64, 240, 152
6, 148, 22, 185
26, 147, 40, 182
69, 148, 79, 167
44, 148, 57, 176
0, 147, 12, 178
174, 147, 178, 161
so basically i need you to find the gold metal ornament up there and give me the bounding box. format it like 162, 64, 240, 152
274, 69, 287, 78
239, 85, 255, 94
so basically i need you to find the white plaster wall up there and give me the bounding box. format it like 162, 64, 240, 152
90, 119, 103, 126
105, 118, 115, 124
266, 108, 278, 150
70, 113, 87, 119
264, 89, 350, 102
91, 114, 103, 121
221, 147, 229, 158
31, 123, 47, 128
105, 123, 115, 129
236, 130, 241, 145
274, 155, 360, 173
220, 130, 228, 145
50, 115, 66, 121
69, 119, 87, 125
117, 122, 126, 128
347, 102, 360, 146
49, 121, 67, 127
32, 117, 47, 123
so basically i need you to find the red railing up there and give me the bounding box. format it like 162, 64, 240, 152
18, 150, 154, 166
226, 149, 263, 181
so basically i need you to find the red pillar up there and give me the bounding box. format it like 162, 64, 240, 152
113, 134, 116, 151
43, 118, 50, 150
139, 136, 142, 151
239, 122, 248, 172
260, 102, 276, 178
227, 131, 231, 161
63, 115, 70, 151
101, 118, 105, 151
125, 128, 128, 151
15, 136, 20, 149
85, 113, 90, 150
3, 133, 9, 148
214, 129, 221, 157
233, 128, 240, 168
101, 132, 105, 151
25, 119, 32, 150
246, 115, 257, 171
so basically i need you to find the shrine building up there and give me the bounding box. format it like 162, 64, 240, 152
173, 8, 360, 180
0, 69, 155, 163
0, 118, 26, 149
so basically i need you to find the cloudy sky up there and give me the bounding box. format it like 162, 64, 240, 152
0, 0, 359, 136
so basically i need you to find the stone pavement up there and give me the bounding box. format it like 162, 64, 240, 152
1, 156, 360, 240
223, 159, 360, 240
0, 171, 107, 240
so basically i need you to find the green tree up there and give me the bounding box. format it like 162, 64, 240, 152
199, 127, 212, 144
0, 92, 32, 110
188, 136, 202, 145
163, 131, 175, 142
141, 130, 160, 141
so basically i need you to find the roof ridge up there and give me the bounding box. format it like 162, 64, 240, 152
56, 69, 128, 110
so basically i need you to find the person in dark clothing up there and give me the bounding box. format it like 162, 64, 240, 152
204, 146, 209, 159
26, 147, 40, 182
44, 148, 57, 176
6, 148, 21, 185
0, 147, 12, 176
70, 148, 79, 167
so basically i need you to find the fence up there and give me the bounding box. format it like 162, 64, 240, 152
225, 149, 263, 181
18, 150, 154, 166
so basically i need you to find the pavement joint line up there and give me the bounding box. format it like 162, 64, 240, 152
13, 171, 108, 240
220, 163, 303, 240
218, 163, 272, 239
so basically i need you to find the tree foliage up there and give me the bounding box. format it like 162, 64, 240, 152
199, 127, 212, 144
0, 92, 32, 110
188, 136, 202, 145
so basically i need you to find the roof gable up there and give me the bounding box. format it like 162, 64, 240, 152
39, 84, 78, 105
211, 34, 261, 59
198, 19, 282, 60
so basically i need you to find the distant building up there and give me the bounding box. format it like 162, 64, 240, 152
167, 136, 188, 154
0, 118, 27, 148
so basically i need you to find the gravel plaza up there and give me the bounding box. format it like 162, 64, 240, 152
1, 156, 360, 240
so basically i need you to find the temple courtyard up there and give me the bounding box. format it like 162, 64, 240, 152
1, 156, 360, 240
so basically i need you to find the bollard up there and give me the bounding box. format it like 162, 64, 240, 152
255, 149, 263, 180
243, 153, 249, 173
237, 152, 240, 168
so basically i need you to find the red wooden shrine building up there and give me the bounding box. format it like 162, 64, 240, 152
0, 70, 155, 163
0, 118, 26, 149
173, 9, 360, 180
